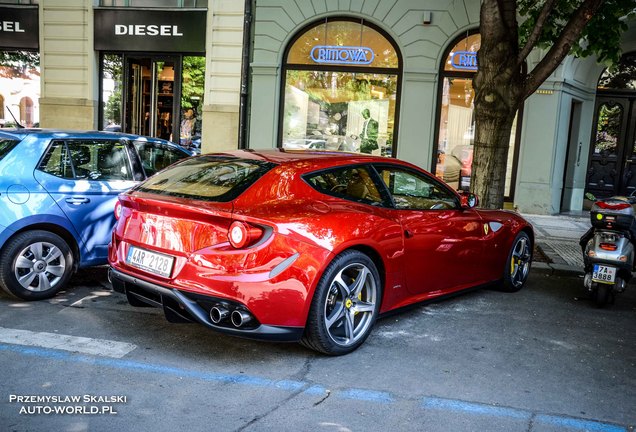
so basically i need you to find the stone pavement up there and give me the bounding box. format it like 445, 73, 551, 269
522, 212, 590, 276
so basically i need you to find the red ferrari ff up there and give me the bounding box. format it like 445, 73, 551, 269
108, 150, 533, 355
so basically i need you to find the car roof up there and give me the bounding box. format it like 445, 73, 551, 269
0, 128, 176, 144
210, 149, 417, 173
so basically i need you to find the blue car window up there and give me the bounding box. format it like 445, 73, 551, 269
133, 141, 188, 177
0, 138, 20, 162
38, 140, 134, 181
68, 140, 133, 181
38, 141, 74, 179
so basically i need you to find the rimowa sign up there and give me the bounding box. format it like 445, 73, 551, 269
94, 9, 206, 53
0, 6, 39, 50
310, 45, 375, 65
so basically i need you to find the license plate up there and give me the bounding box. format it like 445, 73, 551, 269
592, 264, 616, 284
126, 246, 174, 278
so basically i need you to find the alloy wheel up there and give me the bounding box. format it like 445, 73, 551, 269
323, 262, 378, 347
14, 241, 67, 292
510, 235, 531, 288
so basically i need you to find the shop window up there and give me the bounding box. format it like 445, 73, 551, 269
435, 33, 520, 198
100, 54, 203, 146
281, 19, 401, 156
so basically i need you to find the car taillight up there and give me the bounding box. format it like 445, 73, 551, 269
228, 221, 263, 249
114, 201, 122, 220
594, 201, 631, 210
599, 243, 618, 251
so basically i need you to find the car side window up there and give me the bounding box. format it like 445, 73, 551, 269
374, 165, 458, 210
134, 141, 188, 177
305, 166, 384, 205
38, 140, 133, 181
68, 140, 133, 181
38, 141, 74, 179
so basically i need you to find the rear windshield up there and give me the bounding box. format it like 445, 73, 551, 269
134, 156, 276, 202
0, 139, 20, 162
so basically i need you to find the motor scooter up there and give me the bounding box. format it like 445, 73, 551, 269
580, 195, 636, 307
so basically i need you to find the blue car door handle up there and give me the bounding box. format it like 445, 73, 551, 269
65, 197, 90, 205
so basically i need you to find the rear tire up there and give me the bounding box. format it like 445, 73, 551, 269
0, 230, 74, 300
500, 231, 532, 292
593, 284, 611, 308
301, 250, 381, 355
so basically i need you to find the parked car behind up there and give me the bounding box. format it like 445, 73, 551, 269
0, 129, 192, 300
109, 150, 533, 355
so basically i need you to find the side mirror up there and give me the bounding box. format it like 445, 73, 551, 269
458, 191, 479, 208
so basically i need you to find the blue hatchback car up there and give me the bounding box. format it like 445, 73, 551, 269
0, 129, 192, 300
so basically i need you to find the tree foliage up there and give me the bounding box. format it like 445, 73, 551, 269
472, 0, 635, 209
519, 0, 634, 67
181, 56, 205, 111
0, 51, 39, 78
103, 54, 123, 124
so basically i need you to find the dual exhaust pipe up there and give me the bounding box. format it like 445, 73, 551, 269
210, 305, 253, 328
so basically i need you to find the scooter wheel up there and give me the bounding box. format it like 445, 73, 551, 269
593, 284, 611, 308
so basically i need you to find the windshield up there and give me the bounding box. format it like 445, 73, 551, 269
0, 139, 20, 162
135, 156, 276, 202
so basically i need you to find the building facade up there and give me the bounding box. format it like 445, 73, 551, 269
0, 0, 244, 151
2, 0, 636, 214
246, 0, 636, 214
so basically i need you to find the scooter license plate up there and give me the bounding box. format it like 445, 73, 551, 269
592, 265, 616, 284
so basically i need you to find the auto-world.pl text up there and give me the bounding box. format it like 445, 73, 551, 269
9, 394, 127, 415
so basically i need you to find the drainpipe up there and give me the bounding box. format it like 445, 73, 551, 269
238, 0, 253, 149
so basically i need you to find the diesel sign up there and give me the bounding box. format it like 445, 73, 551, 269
0, 21, 25, 32
0, 6, 38, 49
114, 24, 183, 37
94, 9, 205, 53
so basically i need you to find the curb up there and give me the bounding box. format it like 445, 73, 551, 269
531, 261, 584, 277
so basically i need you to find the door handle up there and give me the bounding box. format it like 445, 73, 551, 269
65, 197, 90, 205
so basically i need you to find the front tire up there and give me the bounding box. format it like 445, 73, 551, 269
301, 250, 381, 355
0, 231, 74, 300
500, 231, 532, 292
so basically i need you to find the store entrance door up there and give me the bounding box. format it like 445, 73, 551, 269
585, 93, 636, 199
123, 56, 182, 141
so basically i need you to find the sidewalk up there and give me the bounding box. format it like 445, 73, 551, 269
522, 212, 590, 276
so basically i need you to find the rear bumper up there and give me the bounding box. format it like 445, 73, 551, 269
109, 267, 304, 342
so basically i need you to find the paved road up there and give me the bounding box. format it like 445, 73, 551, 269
1, 267, 635, 432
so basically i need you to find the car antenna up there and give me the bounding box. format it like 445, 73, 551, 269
6, 106, 25, 129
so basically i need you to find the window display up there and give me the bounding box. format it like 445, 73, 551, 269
282, 19, 400, 156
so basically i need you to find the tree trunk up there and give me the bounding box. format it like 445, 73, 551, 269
471, 106, 517, 209
471, 0, 522, 209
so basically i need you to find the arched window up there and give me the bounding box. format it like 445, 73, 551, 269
434, 32, 521, 198
20, 97, 34, 127
280, 18, 401, 156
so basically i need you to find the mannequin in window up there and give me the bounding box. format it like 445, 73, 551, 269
180, 108, 196, 148
359, 108, 378, 154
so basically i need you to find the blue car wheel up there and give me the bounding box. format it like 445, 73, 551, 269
0, 230, 74, 300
